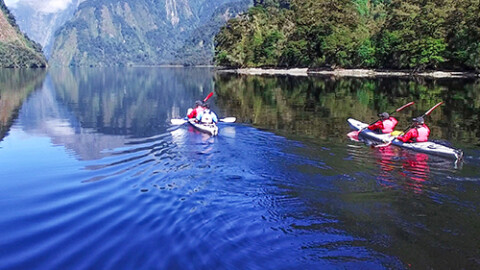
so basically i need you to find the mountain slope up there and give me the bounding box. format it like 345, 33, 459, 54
49, 0, 250, 66
5, 0, 85, 58
0, 0, 47, 68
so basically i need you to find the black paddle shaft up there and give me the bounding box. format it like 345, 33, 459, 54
402, 101, 444, 133
368, 102, 415, 126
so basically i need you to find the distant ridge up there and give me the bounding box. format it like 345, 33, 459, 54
0, 0, 47, 68
49, 0, 251, 67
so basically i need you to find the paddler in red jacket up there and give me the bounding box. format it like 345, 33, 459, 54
397, 117, 430, 143
187, 100, 205, 119
367, 112, 398, 134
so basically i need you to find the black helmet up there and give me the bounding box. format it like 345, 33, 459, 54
412, 116, 424, 124
203, 103, 210, 109
378, 112, 389, 119
195, 100, 203, 106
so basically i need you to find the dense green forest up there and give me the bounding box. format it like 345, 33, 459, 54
215, 0, 480, 71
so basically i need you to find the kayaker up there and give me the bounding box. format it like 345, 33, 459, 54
196, 103, 218, 124
367, 112, 398, 134
187, 100, 205, 119
397, 117, 430, 143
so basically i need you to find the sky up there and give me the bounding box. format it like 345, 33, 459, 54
5, 0, 73, 13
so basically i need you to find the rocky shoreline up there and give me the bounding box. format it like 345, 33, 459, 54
218, 68, 479, 79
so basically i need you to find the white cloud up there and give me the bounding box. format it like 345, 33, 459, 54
4, 0, 20, 8
6, 0, 73, 13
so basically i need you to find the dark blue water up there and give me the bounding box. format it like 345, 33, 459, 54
0, 67, 479, 270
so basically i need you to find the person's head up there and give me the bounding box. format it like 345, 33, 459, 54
203, 103, 210, 109
412, 116, 424, 125
195, 100, 203, 107
378, 112, 389, 120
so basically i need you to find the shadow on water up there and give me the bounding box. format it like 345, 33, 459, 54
0, 67, 479, 269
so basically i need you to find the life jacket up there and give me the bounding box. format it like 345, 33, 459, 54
201, 110, 213, 124
381, 117, 398, 133
415, 125, 430, 142
188, 106, 205, 119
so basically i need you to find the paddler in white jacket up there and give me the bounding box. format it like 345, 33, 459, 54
196, 103, 218, 124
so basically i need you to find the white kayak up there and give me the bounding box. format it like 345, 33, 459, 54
188, 119, 218, 136
347, 118, 463, 161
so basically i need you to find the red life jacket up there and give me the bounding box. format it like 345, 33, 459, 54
415, 125, 430, 142
188, 106, 205, 119
381, 117, 398, 133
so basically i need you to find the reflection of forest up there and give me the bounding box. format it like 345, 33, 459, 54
49, 67, 216, 137
0, 69, 46, 141
214, 74, 480, 145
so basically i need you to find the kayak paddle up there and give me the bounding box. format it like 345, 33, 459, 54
401, 101, 443, 134
220, 117, 236, 123
170, 117, 236, 125
367, 101, 415, 126
203, 92, 214, 102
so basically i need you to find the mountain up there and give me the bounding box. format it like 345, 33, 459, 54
49, 0, 251, 66
5, 0, 85, 58
0, 0, 47, 68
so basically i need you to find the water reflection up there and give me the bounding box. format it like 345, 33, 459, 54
49, 67, 218, 138
374, 146, 431, 193
1, 68, 480, 270
214, 74, 480, 146
0, 69, 46, 141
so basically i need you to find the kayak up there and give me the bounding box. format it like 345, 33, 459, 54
347, 118, 463, 161
188, 119, 218, 136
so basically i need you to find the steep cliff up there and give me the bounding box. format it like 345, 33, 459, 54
0, 0, 47, 68
49, 0, 250, 66
5, 0, 85, 58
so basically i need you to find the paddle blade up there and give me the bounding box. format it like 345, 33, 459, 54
220, 117, 236, 123
171, 119, 187, 125
203, 92, 214, 102
395, 101, 415, 112
423, 101, 444, 117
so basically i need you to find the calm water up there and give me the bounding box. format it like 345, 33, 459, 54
0, 67, 479, 270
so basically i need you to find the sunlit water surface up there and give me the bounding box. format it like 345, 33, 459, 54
0, 68, 479, 270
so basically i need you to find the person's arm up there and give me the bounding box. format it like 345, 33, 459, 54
368, 120, 383, 130
212, 112, 218, 124
195, 112, 202, 123
397, 128, 417, 143
187, 108, 197, 119
391, 117, 399, 127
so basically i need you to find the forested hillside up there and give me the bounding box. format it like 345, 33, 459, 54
49, 0, 251, 66
215, 0, 480, 71
0, 0, 47, 68
6, 0, 84, 58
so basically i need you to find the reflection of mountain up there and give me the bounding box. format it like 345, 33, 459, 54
49, 67, 216, 137
8, 67, 220, 160
0, 68, 46, 141
214, 74, 480, 145
18, 75, 128, 161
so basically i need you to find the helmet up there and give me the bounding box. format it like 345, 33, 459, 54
378, 112, 389, 119
203, 103, 210, 109
195, 100, 203, 106
412, 117, 424, 124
